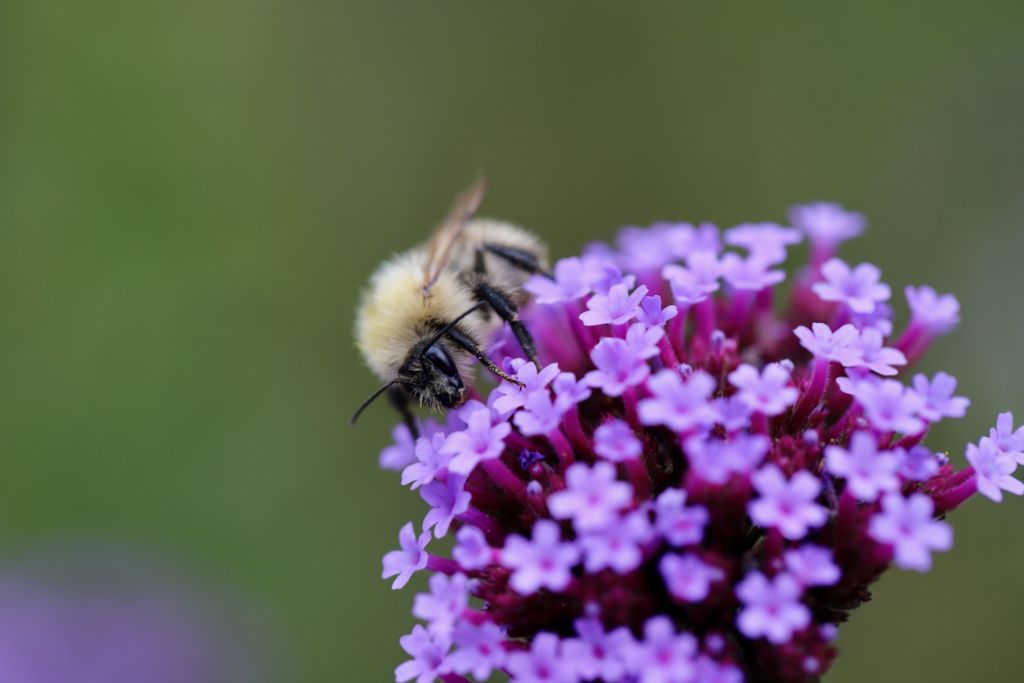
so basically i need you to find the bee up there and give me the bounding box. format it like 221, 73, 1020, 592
352, 179, 549, 434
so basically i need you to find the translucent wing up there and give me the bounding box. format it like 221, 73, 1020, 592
422, 177, 487, 296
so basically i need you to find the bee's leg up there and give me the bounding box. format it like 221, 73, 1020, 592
445, 328, 524, 386
473, 282, 540, 366
482, 243, 551, 277
387, 385, 419, 441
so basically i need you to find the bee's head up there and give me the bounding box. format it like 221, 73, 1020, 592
400, 340, 466, 410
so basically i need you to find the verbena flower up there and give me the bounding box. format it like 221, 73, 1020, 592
380, 203, 1019, 682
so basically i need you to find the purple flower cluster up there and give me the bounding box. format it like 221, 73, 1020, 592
378, 203, 1018, 683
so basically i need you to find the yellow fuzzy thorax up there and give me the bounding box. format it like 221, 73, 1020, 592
355, 249, 482, 380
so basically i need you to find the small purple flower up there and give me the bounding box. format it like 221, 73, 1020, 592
896, 445, 941, 481
453, 526, 493, 570
695, 657, 745, 683
847, 379, 925, 435
825, 431, 900, 502
395, 625, 451, 683
913, 371, 969, 422
412, 573, 470, 637
812, 258, 890, 314
654, 488, 710, 546
402, 433, 451, 489
549, 462, 633, 532
421, 473, 472, 538
854, 328, 907, 377
584, 338, 650, 397
594, 419, 643, 461
381, 423, 419, 471
449, 621, 507, 680
687, 433, 770, 485
989, 412, 1024, 463
966, 437, 1024, 502
580, 283, 649, 327
905, 285, 960, 335
868, 493, 953, 572
749, 465, 827, 540
789, 202, 865, 248
784, 545, 841, 586
617, 225, 681, 273
552, 371, 592, 410
663, 256, 720, 305
624, 616, 698, 683
581, 254, 636, 294
513, 391, 568, 437
637, 294, 678, 327
441, 407, 512, 475
672, 221, 722, 257
563, 618, 632, 682
719, 252, 786, 291
502, 520, 581, 594
725, 222, 803, 264
638, 369, 716, 433
794, 323, 863, 366
382, 522, 431, 590
709, 395, 753, 433
659, 553, 724, 602
736, 571, 810, 644
728, 362, 798, 416
525, 257, 590, 304
492, 361, 562, 414
851, 302, 895, 337
579, 510, 652, 573
506, 632, 576, 683
624, 321, 664, 360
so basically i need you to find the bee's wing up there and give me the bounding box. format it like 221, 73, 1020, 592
422, 177, 487, 296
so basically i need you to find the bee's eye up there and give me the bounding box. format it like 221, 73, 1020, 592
423, 345, 458, 378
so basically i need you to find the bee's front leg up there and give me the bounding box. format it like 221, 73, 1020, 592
473, 282, 540, 367
387, 385, 420, 441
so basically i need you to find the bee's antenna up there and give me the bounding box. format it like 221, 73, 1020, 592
419, 303, 485, 357
350, 380, 399, 426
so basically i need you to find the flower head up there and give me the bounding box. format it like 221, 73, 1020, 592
868, 493, 953, 572
501, 520, 580, 595
584, 337, 650, 396
736, 572, 810, 644
825, 431, 900, 502
525, 256, 590, 304
966, 436, 1024, 502
728, 362, 798, 416
375, 204, 1013, 683
580, 282, 648, 326
749, 465, 828, 540
789, 201, 865, 250
395, 625, 451, 683
725, 222, 802, 264
549, 462, 633, 532
794, 322, 862, 366
638, 369, 716, 432
812, 258, 890, 314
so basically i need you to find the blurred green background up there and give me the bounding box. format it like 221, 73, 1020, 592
2, 1, 1023, 681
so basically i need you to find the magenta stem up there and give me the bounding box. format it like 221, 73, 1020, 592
625, 457, 650, 499
547, 428, 575, 469
693, 298, 715, 344
789, 357, 831, 428
622, 387, 641, 428
562, 408, 593, 457
482, 457, 527, 498
458, 508, 501, 537
933, 470, 977, 514
658, 335, 680, 369
427, 555, 459, 575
